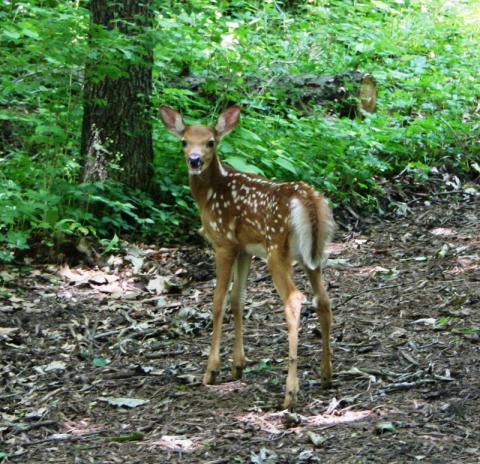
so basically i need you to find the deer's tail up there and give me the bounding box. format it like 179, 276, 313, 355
289, 191, 335, 270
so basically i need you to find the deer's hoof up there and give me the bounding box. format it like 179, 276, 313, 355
321, 376, 332, 389
231, 366, 243, 380
283, 391, 297, 411
203, 370, 217, 385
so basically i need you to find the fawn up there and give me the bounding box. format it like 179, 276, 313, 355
160, 105, 334, 409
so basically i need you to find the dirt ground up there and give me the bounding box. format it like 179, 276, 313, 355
1, 196, 479, 464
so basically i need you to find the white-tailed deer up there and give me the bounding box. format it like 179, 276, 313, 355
160, 105, 334, 409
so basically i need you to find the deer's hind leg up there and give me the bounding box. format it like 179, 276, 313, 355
268, 251, 305, 410
306, 267, 332, 388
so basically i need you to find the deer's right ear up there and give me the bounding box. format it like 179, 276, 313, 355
160, 106, 186, 137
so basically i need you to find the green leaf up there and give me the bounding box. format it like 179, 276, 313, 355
274, 156, 297, 175
105, 432, 145, 442
375, 421, 397, 434
224, 156, 264, 175
93, 356, 109, 368
2, 29, 20, 41
19, 21, 40, 40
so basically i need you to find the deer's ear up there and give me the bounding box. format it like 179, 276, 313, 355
160, 106, 186, 137
215, 105, 241, 139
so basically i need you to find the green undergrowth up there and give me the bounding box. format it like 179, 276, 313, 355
1, 0, 479, 262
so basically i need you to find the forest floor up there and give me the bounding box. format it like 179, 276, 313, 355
1, 196, 479, 464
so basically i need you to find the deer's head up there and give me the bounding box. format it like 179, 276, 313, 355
160, 105, 241, 175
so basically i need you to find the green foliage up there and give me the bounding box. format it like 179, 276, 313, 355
1, 0, 479, 261
153, 0, 479, 197
0, 175, 183, 261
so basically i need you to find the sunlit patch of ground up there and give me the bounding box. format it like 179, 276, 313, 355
352, 264, 394, 278
327, 237, 368, 257
204, 380, 250, 394
326, 242, 347, 256
146, 435, 203, 452
63, 419, 105, 436
430, 227, 458, 237
447, 257, 479, 275
238, 409, 372, 434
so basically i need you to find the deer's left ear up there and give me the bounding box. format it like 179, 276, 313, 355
215, 105, 241, 139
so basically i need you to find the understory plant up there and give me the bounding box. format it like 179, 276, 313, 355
1, 0, 479, 261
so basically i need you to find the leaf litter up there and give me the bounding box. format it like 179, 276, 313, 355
0, 197, 478, 463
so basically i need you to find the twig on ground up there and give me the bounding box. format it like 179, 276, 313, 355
336, 283, 403, 308
23, 431, 104, 447
382, 376, 453, 393
9, 420, 58, 436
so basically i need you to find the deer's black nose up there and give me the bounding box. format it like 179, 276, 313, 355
188, 153, 203, 169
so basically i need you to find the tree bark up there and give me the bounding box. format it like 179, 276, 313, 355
81, 0, 154, 191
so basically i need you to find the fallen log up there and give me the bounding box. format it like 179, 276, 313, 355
167, 71, 376, 118
285, 71, 377, 117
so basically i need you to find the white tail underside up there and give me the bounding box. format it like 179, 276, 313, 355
289, 198, 318, 270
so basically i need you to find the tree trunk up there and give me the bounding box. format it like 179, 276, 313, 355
81, 0, 154, 191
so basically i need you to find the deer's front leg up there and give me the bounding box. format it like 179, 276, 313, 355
230, 252, 252, 380
203, 247, 237, 385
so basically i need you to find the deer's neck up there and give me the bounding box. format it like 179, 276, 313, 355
189, 154, 226, 208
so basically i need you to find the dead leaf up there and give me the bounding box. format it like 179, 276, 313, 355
149, 435, 201, 452
307, 431, 328, 447
0, 327, 18, 339
101, 397, 149, 408
44, 360, 66, 372
390, 327, 407, 339
147, 276, 167, 294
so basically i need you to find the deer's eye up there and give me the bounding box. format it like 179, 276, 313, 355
181, 140, 187, 147
206, 140, 215, 148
